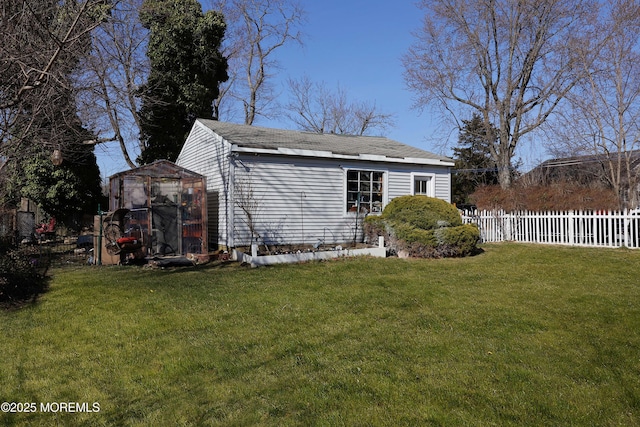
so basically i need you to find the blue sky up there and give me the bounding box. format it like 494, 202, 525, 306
94, 0, 543, 178
258, 1, 440, 149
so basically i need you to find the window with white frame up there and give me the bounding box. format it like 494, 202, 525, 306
346, 170, 384, 213
413, 175, 434, 196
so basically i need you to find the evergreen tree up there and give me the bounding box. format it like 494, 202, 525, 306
137, 0, 228, 164
19, 148, 103, 227
452, 114, 499, 206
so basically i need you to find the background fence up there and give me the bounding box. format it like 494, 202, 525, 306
462, 209, 640, 249
1, 208, 93, 266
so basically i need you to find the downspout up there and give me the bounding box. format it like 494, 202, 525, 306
353, 191, 361, 246
301, 191, 306, 246
448, 166, 453, 203
227, 148, 236, 249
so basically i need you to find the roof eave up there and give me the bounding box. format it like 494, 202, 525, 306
231, 145, 455, 167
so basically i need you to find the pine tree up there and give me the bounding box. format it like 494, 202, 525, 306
452, 114, 499, 206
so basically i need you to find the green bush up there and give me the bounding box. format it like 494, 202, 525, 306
364, 196, 480, 258
393, 223, 438, 247
364, 215, 386, 232
380, 195, 462, 230
437, 223, 481, 256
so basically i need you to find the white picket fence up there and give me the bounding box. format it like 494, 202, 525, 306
461, 209, 640, 249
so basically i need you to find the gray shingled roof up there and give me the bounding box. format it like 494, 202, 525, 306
197, 119, 452, 163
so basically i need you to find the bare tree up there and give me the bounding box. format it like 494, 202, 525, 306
285, 75, 395, 135
403, 0, 598, 189
550, 0, 640, 208
209, 0, 305, 125
1, 0, 108, 174
233, 175, 271, 253
76, 0, 149, 169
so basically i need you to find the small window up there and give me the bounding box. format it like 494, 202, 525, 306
346, 170, 384, 213
413, 176, 433, 196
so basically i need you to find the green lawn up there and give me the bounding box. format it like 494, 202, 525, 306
2, 243, 640, 426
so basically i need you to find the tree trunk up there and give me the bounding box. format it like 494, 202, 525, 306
497, 164, 512, 190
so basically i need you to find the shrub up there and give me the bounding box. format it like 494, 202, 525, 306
0, 246, 50, 307
364, 215, 386, 233
439, 223, 481, 256
380, 195, 462, 230
393, 223, 437, 247
364, 196, 480, 258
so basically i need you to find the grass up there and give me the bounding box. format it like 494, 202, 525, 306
1, 243, 640, 426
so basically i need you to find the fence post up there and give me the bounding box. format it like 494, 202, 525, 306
624, 209, 630, 248
568, 210, 574, 246
504, 210, 513, 241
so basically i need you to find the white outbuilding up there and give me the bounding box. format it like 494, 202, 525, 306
176, 119, 454, 251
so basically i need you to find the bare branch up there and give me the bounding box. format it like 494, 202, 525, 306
285, 76, 395, 136
209, 0, 305, 124
403, 0, 598, 188
548, 0, 640, 208
1, 0, 105, 110
76, 0, 148, 169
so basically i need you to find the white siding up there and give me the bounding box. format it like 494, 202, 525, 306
231, 156, 352, 247
176, 122, 232, 249
231, 156, 452, 247
387, 164, 451, 202
178, 122, 452, 249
